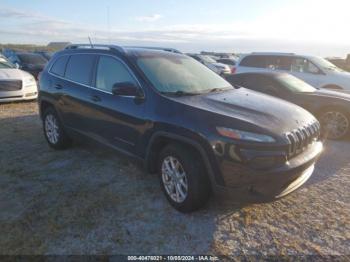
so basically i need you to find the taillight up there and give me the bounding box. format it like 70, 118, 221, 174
231, 67, 237, 74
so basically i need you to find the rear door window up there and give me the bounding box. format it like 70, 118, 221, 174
50, 56, 69, 77
240, 55, 270, 68
237, 75, 278, 95
65, 54, 96, 85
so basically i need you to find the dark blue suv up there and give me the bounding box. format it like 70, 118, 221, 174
38, 44, 323, 212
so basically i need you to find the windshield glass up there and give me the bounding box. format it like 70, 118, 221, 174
0, 57, 15, 69
310, 56, 343, 72
275, 74, 316, 93
198, 55, 216, 63
18, 54, 47, 64
136, 53, 231, 94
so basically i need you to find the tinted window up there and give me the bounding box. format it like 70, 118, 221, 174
240, 55, 270, 68
18, 54, 47, 64
65, 54, 96, 85
231, 74, 278, 95
95, 56, 137, 92
50, 56, 69, 76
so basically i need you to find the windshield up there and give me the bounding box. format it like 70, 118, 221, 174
18, 54, 47, 64
136, 53, 231, 94
0, 57, 15, 69
310, 56, 343, 72
275, 74, 316, 93
198, 55, 216, 63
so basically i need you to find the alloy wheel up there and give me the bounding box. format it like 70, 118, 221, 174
321, 111, 349, 139
45, 114, 59, 144
161, 156, 188, 203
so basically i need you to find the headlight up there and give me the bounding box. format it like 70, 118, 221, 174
216, 127, 276, 143
23, 77, 36, 86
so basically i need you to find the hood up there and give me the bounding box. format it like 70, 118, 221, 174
0, 68, 33, 80
307, 89, 350, 101
170, 88, 316, 136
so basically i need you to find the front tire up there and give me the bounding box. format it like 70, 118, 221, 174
158, 144, 210, 213
43, 107, 72, 149
319, 108, 350, 140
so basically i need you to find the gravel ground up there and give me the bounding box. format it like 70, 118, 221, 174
0, 101, 349, 256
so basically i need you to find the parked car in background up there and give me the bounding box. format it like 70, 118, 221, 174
227, 72, 350, 139
187, 53, 231, 76
236, 52, 350, 91
216, 58, 237, 73
39, 44, 323, 212
6, 52, 47, 79
34, 51, 53, 61
0, 56, 38, 102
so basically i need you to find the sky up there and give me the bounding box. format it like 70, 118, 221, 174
1, 0, 350, 57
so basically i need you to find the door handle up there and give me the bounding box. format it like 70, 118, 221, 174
54, 84, 63, 89
90, 95, 101, 102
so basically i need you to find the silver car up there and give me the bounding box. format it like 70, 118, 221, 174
187, 54, 232, 76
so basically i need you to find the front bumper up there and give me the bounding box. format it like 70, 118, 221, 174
0, 84, 38, 102
213, 141, 323, 199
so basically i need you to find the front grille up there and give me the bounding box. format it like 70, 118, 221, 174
285, 121, 321, 158
0, 80, 22, 91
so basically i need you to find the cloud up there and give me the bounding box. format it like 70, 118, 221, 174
134, 14, 163, 22
2, 1, 350, 56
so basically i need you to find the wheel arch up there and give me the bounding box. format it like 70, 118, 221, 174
145, 131, 222, 188
39, 100, 55, 120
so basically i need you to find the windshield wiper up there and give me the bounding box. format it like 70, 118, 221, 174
160, 90, 201, 96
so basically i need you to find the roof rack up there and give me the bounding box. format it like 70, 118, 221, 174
125, 46, 182, 54
65, 44, 125, 54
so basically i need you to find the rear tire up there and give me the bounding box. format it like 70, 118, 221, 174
43, 107, 72, 149
157, 144, 210, 213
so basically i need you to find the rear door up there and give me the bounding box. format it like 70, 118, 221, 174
50, 54, 97, 133
87, 55, 147, 155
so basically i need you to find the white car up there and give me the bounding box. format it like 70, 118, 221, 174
236, 52, 350, 91
0, 57, 38, 102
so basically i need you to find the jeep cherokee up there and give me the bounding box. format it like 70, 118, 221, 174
38, 44, 323, 212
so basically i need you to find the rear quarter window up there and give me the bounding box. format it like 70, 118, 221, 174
239, 55, 269, 68
65, 54, 96, 85
50, 56, 69, 77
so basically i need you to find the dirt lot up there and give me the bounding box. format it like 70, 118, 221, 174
0, 101, 349, 256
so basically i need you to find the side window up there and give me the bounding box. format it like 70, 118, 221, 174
256, 76, 279, 94
275, 56, 292, 71
50, 56, 69, 77
241, 75, 278, 95
291, 58, 319, 74
227, 75, 246, 86
240, 55, 269, 68
65, 54, 96, 85
95, 56, 137, 92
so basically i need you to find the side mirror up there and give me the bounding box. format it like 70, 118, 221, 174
112, 82, 144, 98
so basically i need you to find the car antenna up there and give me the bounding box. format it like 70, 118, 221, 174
88, 36, 94, 48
